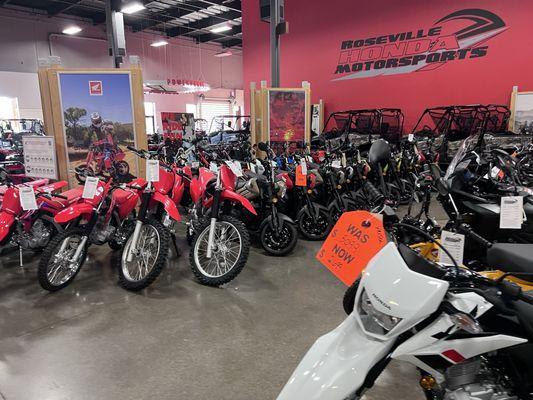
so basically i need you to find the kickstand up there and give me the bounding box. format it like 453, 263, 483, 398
171, 234, 181, 258
19, 246, 23, 267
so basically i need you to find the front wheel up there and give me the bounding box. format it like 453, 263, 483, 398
298, 205, 331, 240
113, 160, 130, 177
118, 218, 170, 291
260, 219, 298, 256
38, 228, 89, 292
189, 215, 250, 287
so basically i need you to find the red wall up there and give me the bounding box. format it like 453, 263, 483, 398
242, 0, 533, 131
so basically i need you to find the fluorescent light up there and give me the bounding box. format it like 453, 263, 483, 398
150, 40, 168, 47
214, 50, 233, 58
121, 1, 145, 14
62, 26, 82, 35
210, 24, 232, 33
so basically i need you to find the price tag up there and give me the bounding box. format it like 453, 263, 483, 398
82, 177, 99, 199
341, 153, 347, 167
491, 166, 501, 179
146, 159, 160, 182
316, 211, 388, 286
225, 160, 243, 177
300, 159, 307, 175
191, 161, 200, 168
306, 155, 313, 163
332, 160, 341, 168
295, 165, 307, 187
438, 230, 464, 266
209, 162, 218, 173
408, 133, 415, 142
19, 186, 38, 210
500, 196, 524, 229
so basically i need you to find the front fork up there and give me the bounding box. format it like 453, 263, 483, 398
206, 189, 222, 259
127, 189, 152, 263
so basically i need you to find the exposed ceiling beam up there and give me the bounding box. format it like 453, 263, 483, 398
167, 9, 241, 37
195, 25, 241, 42
47, 0, 83, 17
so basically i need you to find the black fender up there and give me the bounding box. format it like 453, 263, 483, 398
297, 202, 328, 221
259, 212, 295, 231
329, 195, 358, 213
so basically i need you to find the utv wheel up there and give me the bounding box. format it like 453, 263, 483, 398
38, 228, 88, 292
298, 206, 331, 240
343, 279, 360, 315
260, 220, 298, 256
189, 215, 250, 287
118, 218, 170, 291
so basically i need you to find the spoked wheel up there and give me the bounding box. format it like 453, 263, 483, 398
189, 215, 249, 286
298, 206, 331, 240
38, 228, 88, 292
260, 220, 298, 256
118, 218, 170, 291
75, 164, 91, 184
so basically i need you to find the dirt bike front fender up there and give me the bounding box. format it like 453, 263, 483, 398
152, 192, 181, 221
54, 203, 94, 224
297, 202, 328, 221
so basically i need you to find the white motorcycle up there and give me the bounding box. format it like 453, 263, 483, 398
277, 216, 533, 400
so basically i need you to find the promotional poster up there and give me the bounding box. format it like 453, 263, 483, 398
268, 90, 306, 143
513, 93, 533, 134
58, 72, 137, 186
161, 112, 194, 141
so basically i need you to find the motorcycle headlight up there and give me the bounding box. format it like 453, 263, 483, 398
358, 289, 402, 334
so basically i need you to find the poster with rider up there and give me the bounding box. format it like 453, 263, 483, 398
58, 72, 137, 186
268, 89, 307, 154
161, 112, 194, 142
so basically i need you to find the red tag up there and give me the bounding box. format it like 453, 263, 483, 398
295, 165, 307, 187
498, 170, 505, 180
316, 211, 388, 286
89, 80, 103, 96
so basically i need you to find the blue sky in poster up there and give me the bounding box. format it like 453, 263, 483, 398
59, 73, 133, 125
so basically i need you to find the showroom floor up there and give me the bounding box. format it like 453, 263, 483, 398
0, 204, 445, 400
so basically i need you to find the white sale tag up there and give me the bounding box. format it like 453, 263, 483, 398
191, 161, 200, 169
300, 159, 307, 175
439, 230, 465, 266
306, 155, 313, 163
19, 186, 38, 210
341, 153, 347, 167
332, 160, 341, 168
82, 177, 99, 199
146, 159, 160, 182
225, 160, 243, 177
491, 166, 501, 179
210, 162, 218, 173
500, 196, 524, 229
408, 133, 415, 142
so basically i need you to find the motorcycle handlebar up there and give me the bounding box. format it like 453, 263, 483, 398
364, 181, 384, 202
457, 223, 492, 248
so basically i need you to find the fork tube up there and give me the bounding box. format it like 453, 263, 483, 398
71, 236, 88, 263
127, 187, 151, 262
206, 189, 221, 259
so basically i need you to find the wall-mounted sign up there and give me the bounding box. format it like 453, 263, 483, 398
334, 8, 508, 80
23, 135, 58, 180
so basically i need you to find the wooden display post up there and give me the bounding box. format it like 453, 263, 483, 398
38, 61, 148, 186
249, 81, 311, 152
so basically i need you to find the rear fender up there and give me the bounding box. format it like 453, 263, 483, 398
152, 192, 181, 221
0, 211, 15, 243
54, 203, 94, 224
277, 315, 395, 400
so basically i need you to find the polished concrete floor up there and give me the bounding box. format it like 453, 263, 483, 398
0, 214, 435, 400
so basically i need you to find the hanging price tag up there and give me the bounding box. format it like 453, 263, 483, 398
82, 177, 99, 199
500, 196, 524, 229
210, 162, 218, 173
332, 160, 341, 168
19, 186, 38, 210
341, 153, 347, 167
146, 159, 160, 182
438, 230, 465, 266
225, 160, 243, 177
300, 159, 307, 175
295, 165, 307, 187
191, 161, 200, 169
408, 133, 415, 142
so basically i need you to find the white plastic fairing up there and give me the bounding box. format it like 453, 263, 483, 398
355, 242, 449, 339
276, 314, 395, 400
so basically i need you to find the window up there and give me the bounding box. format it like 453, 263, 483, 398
0, 97, 19, 119
186, 103, 197, 118
144, 101, 156, 136
199, 100, 232, 132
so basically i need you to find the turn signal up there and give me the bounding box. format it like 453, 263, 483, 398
346, 179, 351, 183
419, 375, 436, 390
337, 185, 342, 189
307, 189, 313, 194
272, 197, 278, 203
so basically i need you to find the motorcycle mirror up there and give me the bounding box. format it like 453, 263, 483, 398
257, 142, 269, 152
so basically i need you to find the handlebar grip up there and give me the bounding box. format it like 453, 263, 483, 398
126, 145, 137, 152
51, 193, 68, 200
365, 181, 384, 202
458, 223, 492, 248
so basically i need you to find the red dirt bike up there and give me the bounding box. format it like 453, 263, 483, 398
178, 160, 256, 286
118, 147, 182, 291
37, 176, 144, 291
0, 177, 84, 257
75, 137, 130, 183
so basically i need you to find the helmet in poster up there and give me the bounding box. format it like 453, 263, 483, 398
90, 112, 103, 128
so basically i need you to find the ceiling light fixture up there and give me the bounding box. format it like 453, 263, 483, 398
214, 50, 233, 58
62, 26, 82, 35
210, 24, 232, 33
150, 40, 169, 47
121, 1, 146, 14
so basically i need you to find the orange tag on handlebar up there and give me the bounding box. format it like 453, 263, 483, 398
295, 165, 307, 187
316, 211, 388, 286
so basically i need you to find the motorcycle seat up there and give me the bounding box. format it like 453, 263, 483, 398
487, 243, 533, 280
42, 187, 83, 209
112, 188, 135, 204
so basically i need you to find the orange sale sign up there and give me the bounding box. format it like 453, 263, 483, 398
316, 211, 388, 286
295, 165, 307, 186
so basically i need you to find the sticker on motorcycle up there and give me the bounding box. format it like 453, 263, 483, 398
316, 211, 388, 286
225, 160, 243, 177
82, 177, 99, 199
500, 196, 524, 229
19, 186, 38, 210
438, 230, 465, 266
146, 159, 160, 182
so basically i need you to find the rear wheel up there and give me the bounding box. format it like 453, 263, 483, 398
190, 215, 249, 286
118, 218, 170, 291
38, 228, 88, 292
260, 219, 298, 256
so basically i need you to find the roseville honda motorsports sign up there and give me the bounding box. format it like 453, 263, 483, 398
334, 9, 508, 80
